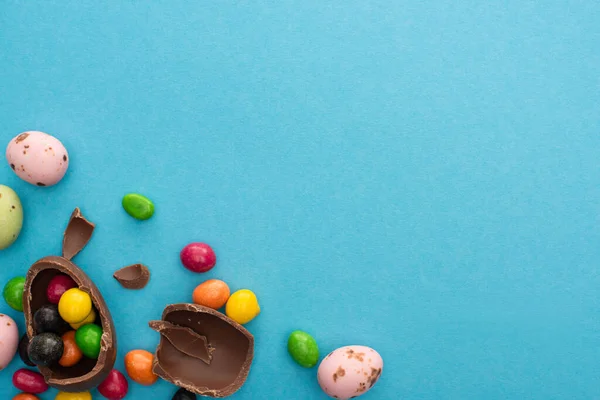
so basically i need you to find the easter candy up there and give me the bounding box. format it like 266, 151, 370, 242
3, 276, 25, 311
12, 368, 49, 393
6, 131, 69, 187
192, 279, 230, 309
18, 334, 35, 366
75, 324, 102, 358
28, 332, 64, 366
0, 185, 23, 250
124, 350, 157, 386
225, 289, 260, 324
47, 274, 77, 304
70, 308, 96, 330
59, 288, 92, 324
180, 242, 216, 273
317, 345, 383, 399
172, 388, 197, 400
13, 394, 40, 400
287, 330, 319, 368
97, 369, 129, 400
122, 193, 154, 220
0, 314, 19, 370
55, 392, 92, 400
34, 304, 69, 334
59, 331, 83, 367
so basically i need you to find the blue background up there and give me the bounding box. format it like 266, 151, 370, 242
1, 1, 600, 399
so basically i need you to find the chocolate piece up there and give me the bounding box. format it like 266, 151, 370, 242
149, 320, 213, 364
62, 208, 95, 260
149, 304, 254, 398
22, 208, 116, 392
113, 264, 150, 289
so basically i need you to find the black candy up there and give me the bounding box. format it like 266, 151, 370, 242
172, 388, 197, 400
33, 304, 69, 334
18, 334, 36, 366
28, 332, 64, 366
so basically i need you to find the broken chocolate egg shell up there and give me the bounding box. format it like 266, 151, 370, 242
150, 303, 254, 398
22, 208, 117, 392
113, 263, 150, 289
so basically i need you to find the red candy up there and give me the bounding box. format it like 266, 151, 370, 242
46, 274, 77, 304
180, 242, 216, 273
12, 368, 49, 394
98, 369, 129, 400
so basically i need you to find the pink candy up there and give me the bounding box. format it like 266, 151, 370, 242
180, 243, 216, 273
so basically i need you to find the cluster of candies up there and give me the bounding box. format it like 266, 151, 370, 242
4, 274, 127, 399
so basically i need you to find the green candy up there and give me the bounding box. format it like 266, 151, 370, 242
75, 324, 103, 358
3, 276, 25, 311
122, 193, 155, 220
287, 330, 319, 368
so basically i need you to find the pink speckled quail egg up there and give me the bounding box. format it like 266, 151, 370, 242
6, 131, 69, 187
0, 313, 19, 371
317, 345, 383, 399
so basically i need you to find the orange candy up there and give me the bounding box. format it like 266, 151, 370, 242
13, 394, 39, 400
59, 330, 83, 367
192, 279, 230, 309
124, 350, 157, 386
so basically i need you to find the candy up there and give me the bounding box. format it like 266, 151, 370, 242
287, 330, 319, 368
23, 208, 117, 392
55, 392, 92, 400
69, 308, 96, 330
192, 279, 230, 309
317, 345, 383, 399
59, 331, 83, 367
180, 242, 216, 273
0, 314, 19, 370
149, 304, 254, 397
124, 349, 158, 386
59, 288, 92, 324
33, 304, 69, 334
0, 185, 23, 250
47, 274, 77, 304
225, 289, 261, 324
28, 332, 64, 366
3, 276, 25, 311
97, 369, 129, 400
122, 193, 155, 220
172, 388, 197, 400
13, 394, 40, 400
75, 324, 102, 359
12, 368, 49, 393
18, 334, 35, 366
6, 131, 69, 187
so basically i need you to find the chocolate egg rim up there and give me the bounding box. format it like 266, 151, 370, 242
23, 256, 117, 390
150, 303, 255, 398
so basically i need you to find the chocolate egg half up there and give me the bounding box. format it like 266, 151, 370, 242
22, 208, 116, 391
149, 303, 254, 398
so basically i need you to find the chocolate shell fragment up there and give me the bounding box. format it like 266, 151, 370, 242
113, 264, 150, 289
22, 208, 117, 392
149, 303, 254, 398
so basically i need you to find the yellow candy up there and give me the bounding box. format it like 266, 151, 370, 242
59, 288, 92, 324
70, 308, 97, 330
55, 391, 92, 400
225, 289, 260, 324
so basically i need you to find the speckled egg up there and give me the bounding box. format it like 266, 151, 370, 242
6, 131, 69, 187
317, 345, 383, 399
0, 314, 19, 371
0, 185, 23, 250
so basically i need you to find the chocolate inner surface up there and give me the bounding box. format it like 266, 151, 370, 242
150, 321, 213, 364
154, 310, 250, 390
29, 267, 98, 379
113, 264, 150, 289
